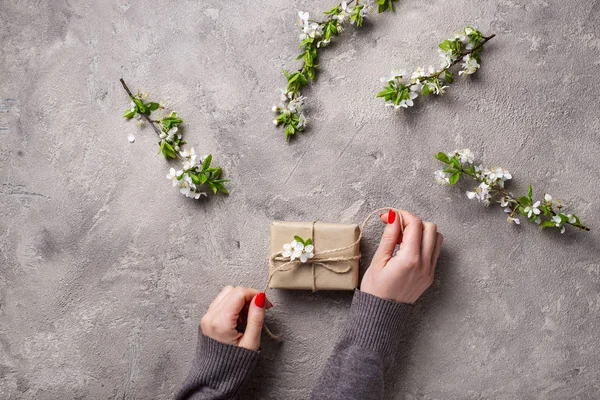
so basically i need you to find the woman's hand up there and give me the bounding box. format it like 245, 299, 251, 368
200, 286, 273, 351
360, 209, 443, 304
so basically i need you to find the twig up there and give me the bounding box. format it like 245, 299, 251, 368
119, 78, 184, 161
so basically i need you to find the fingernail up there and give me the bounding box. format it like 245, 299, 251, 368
255, 292, 266, 308
388, 210, 396, 224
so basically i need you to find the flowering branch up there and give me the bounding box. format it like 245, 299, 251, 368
120, 78, 228, 198
434, 149, 589, 233
378, 27, 495, 109
273, 0, 399, 141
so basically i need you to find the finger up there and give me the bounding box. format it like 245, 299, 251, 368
431, 232, 443, 270
420, 222, 438, 265
209, 285, 234, 310
220, 287, 261, 317
371, 209, 402, 268
396, 210, 423, 257
238, 292, 266, 351
379, 213, 404, 244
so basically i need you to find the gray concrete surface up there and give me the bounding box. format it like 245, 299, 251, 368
1, 0, 600, 398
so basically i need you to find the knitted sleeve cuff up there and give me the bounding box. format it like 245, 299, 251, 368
177, 331, 259, 399
342, 290, 413, 355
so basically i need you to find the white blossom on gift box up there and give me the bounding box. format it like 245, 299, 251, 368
282, 236, 315, 263
378, 27, 495, 110
433, 149, 589, 233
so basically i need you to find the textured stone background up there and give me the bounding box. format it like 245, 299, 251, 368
1, 0, 600, 398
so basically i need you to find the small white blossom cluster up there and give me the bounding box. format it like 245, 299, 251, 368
378, 27, 494, 110
274, 0, 396, 140
282, 237, 315, 263
434, 149, 588, 233
166, 148, 209, 199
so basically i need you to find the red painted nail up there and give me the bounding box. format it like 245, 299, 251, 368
255, 292, 266, 308
388, 210, 396, 224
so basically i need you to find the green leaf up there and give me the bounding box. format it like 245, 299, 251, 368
160, 141, 177, 159
148, 102, 160, 111
518, 196, 530, 206
199, 173, 208, 184
202, 154, 212, 170
527, 184, 533, 200
449, 172, 461, 185
434, 152, 450, 163
306, 238, 312, 245
123, 108, 136, 118
293, 235, 304, 245
190, 173, 201, 185
444, 70, 454, 84
132, 98, 146, 114
438, 40, 452, 52
540, 220, 555, 228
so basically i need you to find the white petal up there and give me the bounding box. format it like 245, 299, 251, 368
305, 245, 314, 253
127, 134, 135, 143
300, 253, 308, 263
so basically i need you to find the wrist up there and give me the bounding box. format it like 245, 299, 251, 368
343, 290, 413, 355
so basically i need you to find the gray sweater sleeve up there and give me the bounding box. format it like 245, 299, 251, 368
176, 330, 259, 400
310, 290, 413, 400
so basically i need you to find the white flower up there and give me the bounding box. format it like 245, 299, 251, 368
499, 196, 515, 207
459, 54, 480, 75
467, 182, 491, 203
425, 79, 447, 95
434, 170, 450, 185
280, 88, 293, 102
159, 132, 167, 140
180, 147, 204, 170
524, 201, 541, 218
544, 194, 552, 202
127, 133, 135, 143
335, 2, 351, 23
438, 49, 454, 69
288, 95, 306, 112
166, 168, 181, 187
464, 27, 474, 36
297, 11, 309, 26
186, 190, 207, 199
300, 21, 323, 41
293, 242, 314, 263
552, 215, 566, 233
410, 81, 423, 93
317, 39, 330, 48
282, 241, 297, 259
507, 216, 520, 225
298, 113, 308, 128
272, 105, 279, 112
454, 32, 468, 43
397, 91, 418, 108
380, 69, 404, 83
411, 67, 425, 81
273, 119, 279, 125
178, 174, 192, 196
567, 214, 576, 224
456, 149, 475, 164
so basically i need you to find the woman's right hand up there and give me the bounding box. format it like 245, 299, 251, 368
360, 209, 443, 304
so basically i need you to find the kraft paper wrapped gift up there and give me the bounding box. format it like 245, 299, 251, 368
268, 220, 360, 291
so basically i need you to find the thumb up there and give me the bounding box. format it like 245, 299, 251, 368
238, 292, 266, 351
371, 209, 401, 268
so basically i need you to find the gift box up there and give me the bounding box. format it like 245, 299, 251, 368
268, 220, 361, 291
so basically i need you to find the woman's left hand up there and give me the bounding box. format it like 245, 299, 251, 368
200, 286, 273, 351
